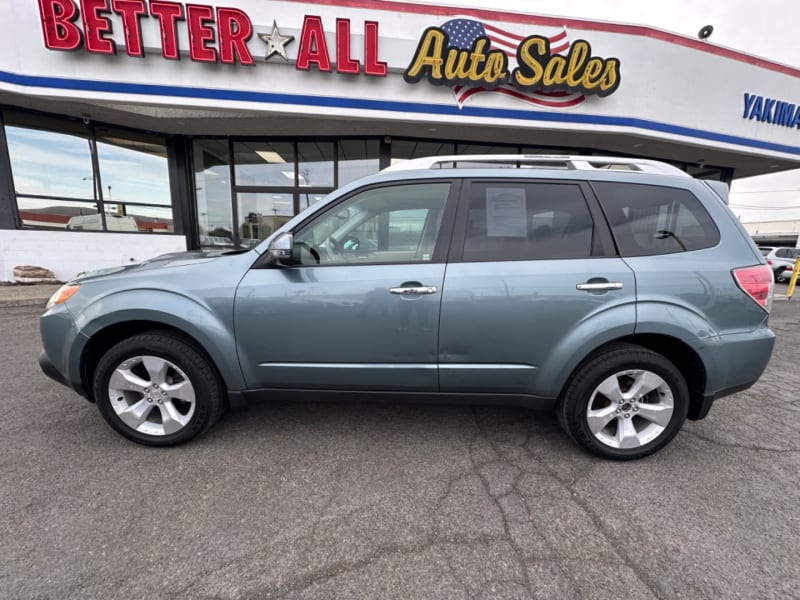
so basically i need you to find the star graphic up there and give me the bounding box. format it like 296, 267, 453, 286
258, 21, 295, 61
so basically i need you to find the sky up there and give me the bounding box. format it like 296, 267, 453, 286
432, 0, 800, 223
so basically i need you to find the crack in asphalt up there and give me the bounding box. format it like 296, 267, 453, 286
683, 428, 799, 454
471, 408, 666, 600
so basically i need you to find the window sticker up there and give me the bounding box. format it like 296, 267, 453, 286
486, 187, 527, 237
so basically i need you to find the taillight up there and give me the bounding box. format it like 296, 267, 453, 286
733, 265, 774, 312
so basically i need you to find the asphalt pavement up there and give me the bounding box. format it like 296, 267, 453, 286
1, 298, 798, 599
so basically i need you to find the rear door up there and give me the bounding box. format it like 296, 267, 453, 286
438, 179, 637, 398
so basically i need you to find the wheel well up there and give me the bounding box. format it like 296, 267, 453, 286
80, 321, 225, 402
574, 334, 707, 419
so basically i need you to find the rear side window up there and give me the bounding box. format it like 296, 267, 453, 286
592, 182, 720, 256
462, 182, 593, 261
776, 248, 800, 259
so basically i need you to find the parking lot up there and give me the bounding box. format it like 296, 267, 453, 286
1, 296, 798, 599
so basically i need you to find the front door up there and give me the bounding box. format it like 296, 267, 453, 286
234, 181, 457, 391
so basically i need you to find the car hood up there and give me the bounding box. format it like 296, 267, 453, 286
73, 248, 252, 283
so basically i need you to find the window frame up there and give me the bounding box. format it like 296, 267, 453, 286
448, 178, 615, 263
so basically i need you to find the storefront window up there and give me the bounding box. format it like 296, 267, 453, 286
194, 140, 234, 245
4, 113, 175, 234
299, 192, 329, 211
96, 129, 173, 232
6, 126, 95, 200
234, 141, 295, 187
390, 140, 456, 167
456, 143, 518, 155
236, 192, 294, 246
17, 197, 100, 230
96, 130, 171, 206
5, 124, 99, 228
338, 140, 380, 186
298, 141, 334, 188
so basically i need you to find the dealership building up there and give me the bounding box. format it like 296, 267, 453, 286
1, 0, 799, 281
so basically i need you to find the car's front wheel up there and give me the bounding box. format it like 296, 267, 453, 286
93, 331, 225, 446
557, 344, 689, 460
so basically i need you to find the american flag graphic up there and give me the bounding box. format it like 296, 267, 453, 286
441, 18, 586, 109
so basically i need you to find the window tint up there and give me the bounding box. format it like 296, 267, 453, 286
592, 182, 720, 256
461, 182, 593, 261
293, 183, 450, 265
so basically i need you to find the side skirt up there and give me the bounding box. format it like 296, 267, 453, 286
226, 388, 556, 411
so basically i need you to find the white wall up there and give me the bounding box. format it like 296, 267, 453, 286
0, 230, 187, 282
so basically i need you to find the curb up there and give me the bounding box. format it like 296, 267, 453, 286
0, 298, 50, 308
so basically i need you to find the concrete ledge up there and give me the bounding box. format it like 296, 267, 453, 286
0, 284, 60, 308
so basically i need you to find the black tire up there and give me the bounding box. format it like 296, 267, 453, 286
557, 344, 689, 460
93, 330, 225, 446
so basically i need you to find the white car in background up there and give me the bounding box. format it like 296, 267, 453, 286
759, 246, 800, 282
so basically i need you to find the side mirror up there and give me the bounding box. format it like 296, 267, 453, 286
268, 232, 294, 267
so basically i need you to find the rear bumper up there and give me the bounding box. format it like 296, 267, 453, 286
691, 326, 775, 420
689, 382, 754, 421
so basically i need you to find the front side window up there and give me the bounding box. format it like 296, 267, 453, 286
293, 183, 450, 265
461, 182, 594, 261
592, 182, 720, 256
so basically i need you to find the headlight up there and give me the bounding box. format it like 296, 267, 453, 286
45, 284, 80, 310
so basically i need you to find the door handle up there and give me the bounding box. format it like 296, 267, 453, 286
389, 286, 437, 295
576, 282, 623, 291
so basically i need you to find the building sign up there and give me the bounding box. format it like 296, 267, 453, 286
743, 93, 800, 128
36, 0, 386, 74
37, 1, 620, 105
294, 16, 386, 76
38, 0, 256, 63
403, 18, 621, 108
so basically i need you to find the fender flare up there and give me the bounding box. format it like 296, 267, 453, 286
70, 288, 246, 392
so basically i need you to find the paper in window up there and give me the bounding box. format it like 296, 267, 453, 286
485, 187, 527, 237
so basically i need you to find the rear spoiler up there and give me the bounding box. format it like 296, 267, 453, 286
702, 180, 730, 204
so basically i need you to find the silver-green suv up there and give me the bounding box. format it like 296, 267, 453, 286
39, 155, 775, 459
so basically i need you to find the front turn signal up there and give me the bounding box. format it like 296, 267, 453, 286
46, 284, 80, 310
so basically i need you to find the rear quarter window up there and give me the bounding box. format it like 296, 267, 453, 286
592, 182, 720, 257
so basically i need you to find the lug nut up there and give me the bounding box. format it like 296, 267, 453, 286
146, 398, 152, 403
624, 414, 631, 419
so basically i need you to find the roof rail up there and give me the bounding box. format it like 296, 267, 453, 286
383, 154, 691, 177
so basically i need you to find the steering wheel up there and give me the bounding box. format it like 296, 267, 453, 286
326, 235, 343, 260
340, 235, 361, 252
326, 235, 362, 261
294, 241, 320, 264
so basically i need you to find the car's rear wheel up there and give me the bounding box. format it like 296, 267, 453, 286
557, 344, 689, 460
93, 331, 225, 446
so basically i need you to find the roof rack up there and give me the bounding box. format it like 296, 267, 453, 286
383, 155, 690, 177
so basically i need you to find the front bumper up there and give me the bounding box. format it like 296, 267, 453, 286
38, 349, 69, 387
